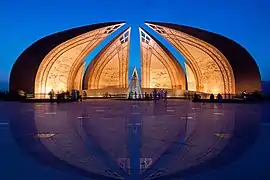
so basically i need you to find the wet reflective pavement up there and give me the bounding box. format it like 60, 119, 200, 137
0, 100, 270, 179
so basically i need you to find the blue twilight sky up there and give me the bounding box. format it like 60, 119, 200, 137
1, 0, 270, 83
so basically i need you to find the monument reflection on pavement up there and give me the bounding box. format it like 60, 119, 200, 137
8, 100, 260, 179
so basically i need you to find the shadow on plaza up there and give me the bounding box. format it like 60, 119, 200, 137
7, 100, 261, 179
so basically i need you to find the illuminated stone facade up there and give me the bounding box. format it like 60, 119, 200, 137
83, 28, 130, 90
9, 22, 125, 95
140, 28, 186, 90
35, 24, 124, 94
185, 62, 196, 91
145, 23, 234, 94
73, 62, 85, 91
145, 22, 261, 94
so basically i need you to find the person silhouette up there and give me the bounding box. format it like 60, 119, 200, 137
164, 90, 168, 103
49, 89, 54, 103
217, 93, 223, 101
210, 94, 214, 100
153, 89, 157, 103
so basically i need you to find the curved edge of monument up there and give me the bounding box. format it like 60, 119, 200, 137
9, 22, 125, 94
139, 27, 187, 90
145, 21, 262, 94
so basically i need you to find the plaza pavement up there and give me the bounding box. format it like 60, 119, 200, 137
0, 99, 269, 179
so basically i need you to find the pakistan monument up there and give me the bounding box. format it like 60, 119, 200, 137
9, 21, 261, 98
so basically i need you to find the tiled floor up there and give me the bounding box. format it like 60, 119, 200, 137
0, 100, 269, 180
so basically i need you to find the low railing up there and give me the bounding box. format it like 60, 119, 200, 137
184, 93, 241, 100
24, 92, 248, 101
4, 90, 266, 102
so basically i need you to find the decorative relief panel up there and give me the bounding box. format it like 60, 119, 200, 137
150, 55, 172, 88
185, 62, 196, 91
183, 43, 225, 94
140, 28, 186, 90
84, 28, 131, 90
146, 23, 235, 94
73, 62, 85, 90
45, 42, 89, 93
67, 39, 104, 90
34, 23, 124, 94
98, 56, 120, 88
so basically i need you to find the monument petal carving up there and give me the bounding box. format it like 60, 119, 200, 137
9, 22, 125, 95
140, 27, 186, 91
145, 22, 261, 94
83, 27, 131, 95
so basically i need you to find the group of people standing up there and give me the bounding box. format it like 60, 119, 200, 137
152, 88, 168, 102
48, 89, 87, 102
193, 93, 223, 101
128, 89, 168, 102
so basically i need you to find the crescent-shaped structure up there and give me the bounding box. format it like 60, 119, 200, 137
83, 27, 131, 91
9, 22, 125, 97
139, 27, 186, 92
9, 21, 262, 98
145, 22, 261, 94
